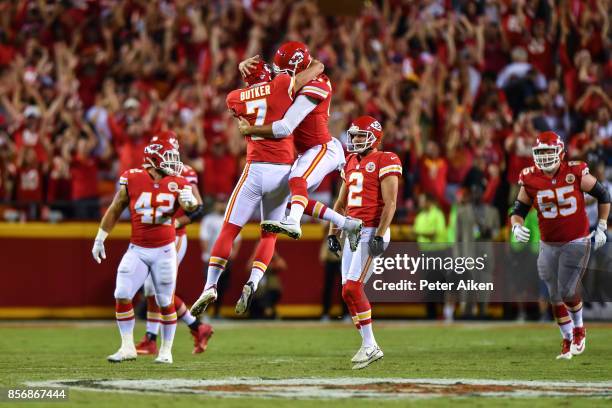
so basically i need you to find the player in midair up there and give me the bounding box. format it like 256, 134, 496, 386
328, 116, 402, 369
92, 139, 199, 364
190, 57, 362, 318
237, 42, 360, 243
510, 131, 609, 360
135, 131, 213, 356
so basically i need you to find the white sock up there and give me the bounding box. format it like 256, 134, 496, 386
146, 313, 161, 335
160, 324, 176, 353
180, 310, 196, 327
205, 266, 225, 289
249, 268, 265, 291
568, 303, 583, 328
361, 323, 376, 347
288, 202, 306, 223
117, 319, 135, 347
310, 201, 346, 229
559, 322, 574, 340
443, 303, 454, 320
358, 326, 364, 339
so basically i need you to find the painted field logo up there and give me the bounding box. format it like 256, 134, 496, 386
26, 378, 612, 399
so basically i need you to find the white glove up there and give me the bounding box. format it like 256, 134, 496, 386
512, 223, 531, 243
179, 185, 197, 207
92, 228, 108, 264
590, 220, 608, 251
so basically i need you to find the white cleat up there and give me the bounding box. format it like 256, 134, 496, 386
190, 286, 218, 318
235, 282, 255, 315
107, 346, 137, 363
352, 345, 383, 370
261, 217, 302, 239
351, 346, 367, 363
154, 350, 173, 364
344, 217, 363, 252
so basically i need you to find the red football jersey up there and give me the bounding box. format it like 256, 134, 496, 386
343, 151, 402, 228
175, 164, 198, 237
519, 161, 590, 243
226, 74, 296, 164
119, 167, 189, 248
293, 74, 333, 154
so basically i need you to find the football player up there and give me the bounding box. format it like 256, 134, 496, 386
190, 57, 362, 317
237, 42, 358, 243
510, 131, 610, 360
328, 116, 402, 369
135, 131, 214, 356
92, 139, 199, 364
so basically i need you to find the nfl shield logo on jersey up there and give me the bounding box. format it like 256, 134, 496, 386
168, 182, 179, 192
366, 162, 376, 173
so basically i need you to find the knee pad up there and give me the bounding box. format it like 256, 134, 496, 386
155, 293, 173, 308
114, 283, 133, 300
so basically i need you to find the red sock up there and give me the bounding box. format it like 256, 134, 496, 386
160, 304, 177, 326
115, 301, 135, 320
288, 177, 309, 209
304, 199, 328, 220
552, 303, 573, 339
146, 295, 161, 321
253, 230, 277, 265
210, 222, 242, 261
174, 295, 187, 319
342, 283, 361, 331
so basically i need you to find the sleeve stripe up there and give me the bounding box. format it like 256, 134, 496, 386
119, 177, 128, 185
300, 86, 329, 98
379, 165, 402, 177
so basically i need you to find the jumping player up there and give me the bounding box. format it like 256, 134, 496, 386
237, 42, 356, 242
92, 139, 199, 364
328, 116, 402, 369
135, 131, 213, 356
511, 131, 609, 360
190, 57, 362, 317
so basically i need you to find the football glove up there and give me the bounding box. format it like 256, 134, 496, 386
92, 228, 108, 264
368, 236, 385, 257
590, 220, 608, 251
179, 185, 197, 207
512, 224, 530, 243
327, 235, 341, 258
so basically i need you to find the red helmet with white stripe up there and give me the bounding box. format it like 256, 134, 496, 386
273, 41, 312, 75
150, 130, 179, 151
533, 131, 564, 172
143, 139, 184, 176
347, 116, 383, 153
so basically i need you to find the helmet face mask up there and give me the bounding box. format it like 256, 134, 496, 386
346, 127, 377, 153
144, 142, 184, 176
532, 131, 564, 172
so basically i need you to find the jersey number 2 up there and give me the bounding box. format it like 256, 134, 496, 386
347, 172, 364, 207
536, 186, 577, 219
245, 98, 267, 141
134, 192, 175, 225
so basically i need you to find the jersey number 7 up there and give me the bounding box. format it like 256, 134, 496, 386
245, 99, 267, 141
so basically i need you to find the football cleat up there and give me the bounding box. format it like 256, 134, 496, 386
191, 324, 214, 354
571, 327, 586, 355
235, 282, 256, 315
352, 345, 383, 370
154, 350, 173, 364
190, 285, 218, 318
107, 346, 137, 363
344, 217, 363, 252
351, 346, 367, 363
556, 339, 573, 360
261, 217, 302, 239
135, 335, 158, 355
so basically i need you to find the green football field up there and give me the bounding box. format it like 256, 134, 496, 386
1, 321, 611, 407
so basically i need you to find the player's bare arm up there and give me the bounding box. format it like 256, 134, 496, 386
580, 172, 611, 250
327, 181, 348, 257
92, 185, 129, 264
238, 95, 320, 138
370, 175, 398, 256
294, 59, 324, 91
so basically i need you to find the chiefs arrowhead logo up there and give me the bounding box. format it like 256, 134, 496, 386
144, 144, 163, 154
289, 51, 304, 67
370, 121, 382, 131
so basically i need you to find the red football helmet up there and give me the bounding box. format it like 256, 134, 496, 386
532, 131, 564, 171
243, 59, 273, 86
346, 116, 383, 153
273, 41, 312, 75
143, 139, 183, 176
150, 130, 179, 150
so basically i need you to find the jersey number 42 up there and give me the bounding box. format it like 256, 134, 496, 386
134, 192, 175, 225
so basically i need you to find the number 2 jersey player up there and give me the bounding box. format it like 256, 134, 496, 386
91, 139, 199, 364
190, 59, 362, 317
510, 131, 610, 360
328, 116, 402, 370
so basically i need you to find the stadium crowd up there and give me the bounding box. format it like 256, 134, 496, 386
0, 0, 610, 228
